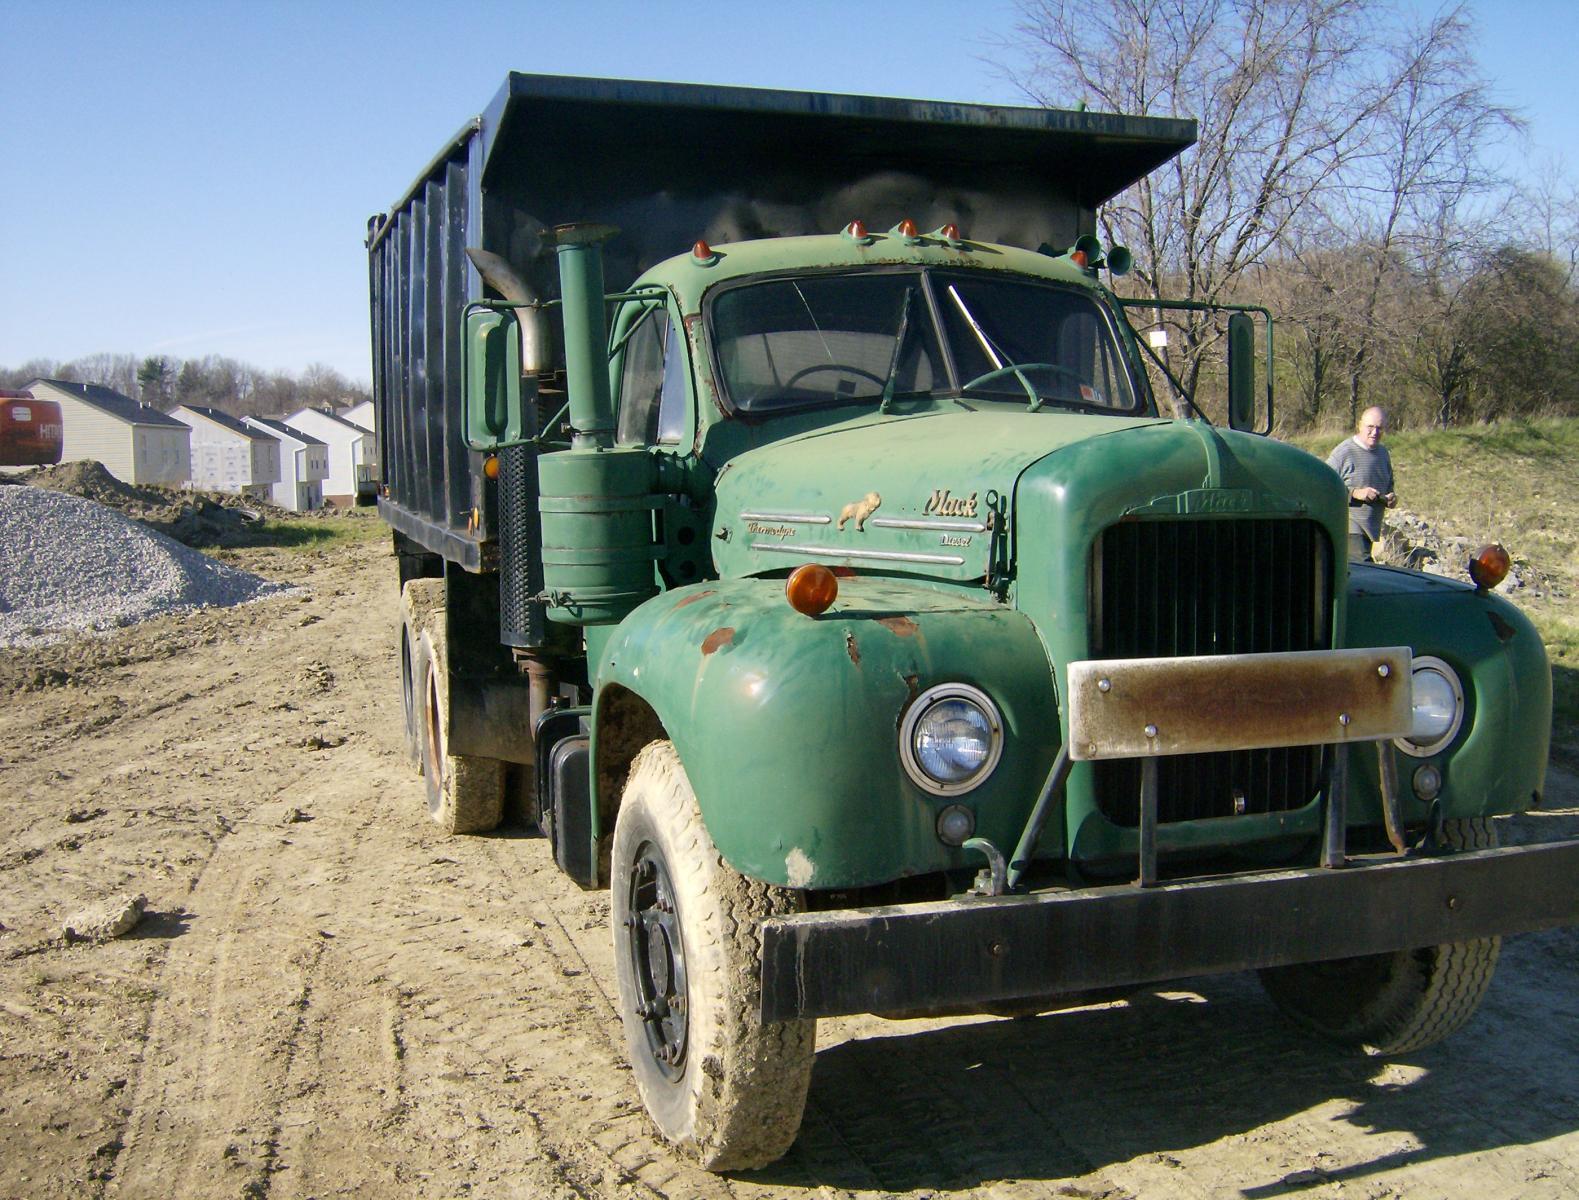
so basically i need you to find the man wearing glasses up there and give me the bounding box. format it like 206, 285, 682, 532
1327, 406, 1397, 563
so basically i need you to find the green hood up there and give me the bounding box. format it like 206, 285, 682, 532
710, 409, 1171, 583
708, 410, 1346, 592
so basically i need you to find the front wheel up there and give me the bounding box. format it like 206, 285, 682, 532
1258, 818, 1502, 1054
612, 741, 815, 1171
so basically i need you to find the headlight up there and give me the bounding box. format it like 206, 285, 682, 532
1394, 656, 1464, 757
900, 683, 1004, 796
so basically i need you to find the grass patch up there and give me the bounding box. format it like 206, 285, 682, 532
253, 514, 388, 550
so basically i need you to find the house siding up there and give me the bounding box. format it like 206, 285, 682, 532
28, 380, 191, 486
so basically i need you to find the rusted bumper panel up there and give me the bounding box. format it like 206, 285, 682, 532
1066, 647, 1412, 759
759, 840, 1579, 1022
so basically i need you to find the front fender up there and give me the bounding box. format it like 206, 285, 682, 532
1344, 565, 1551, 820
594, 578, 1059, 888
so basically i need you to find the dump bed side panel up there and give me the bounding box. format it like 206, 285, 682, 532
368, 122, 493, 570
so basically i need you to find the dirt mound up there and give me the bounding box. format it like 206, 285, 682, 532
11, 459, 303, 548
17, 459, 168, 508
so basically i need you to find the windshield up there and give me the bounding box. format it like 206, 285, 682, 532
707, 268, 1141, 416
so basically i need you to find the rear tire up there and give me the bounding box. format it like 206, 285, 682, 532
1258, 818, 1502, 1054
408, 582, 504, 835
399, 616, 424, 773
612, 741, 815, 1170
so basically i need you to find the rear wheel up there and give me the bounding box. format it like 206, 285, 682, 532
409, 585, 504, 835
398, 619, 423, 772
398, 579, 444, 774
1259, 817, 1502, 1054
612, 741, 815, 1170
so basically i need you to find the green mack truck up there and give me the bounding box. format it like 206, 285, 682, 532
367, 74, 1577, 1170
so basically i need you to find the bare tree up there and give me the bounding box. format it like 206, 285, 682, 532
1007, 0, 1395, 406
1316, 5, 1516, 424
1002, 0, 1514, 420
1519, 156, 1579, 287
64, 353, 140, 397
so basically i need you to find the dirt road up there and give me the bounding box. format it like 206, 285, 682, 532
3, 529, 1578, 1200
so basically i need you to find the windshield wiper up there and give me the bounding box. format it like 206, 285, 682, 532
946, 284, 1039, 408
879, 287, 915, 413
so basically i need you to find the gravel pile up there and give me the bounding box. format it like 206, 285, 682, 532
0, 483, 297, 648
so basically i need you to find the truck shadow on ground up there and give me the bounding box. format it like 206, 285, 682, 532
759, 928, 1579, 1194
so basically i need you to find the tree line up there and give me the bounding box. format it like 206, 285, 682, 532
0, 353, 371, 420
1006, 0, 1579, 431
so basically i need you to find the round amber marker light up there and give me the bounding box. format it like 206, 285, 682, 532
1468, 543, 1510, 590
785, 564, 838, 616
483, 455, 500, 480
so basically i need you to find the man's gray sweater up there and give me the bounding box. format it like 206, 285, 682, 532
1327, 438, 1393, 541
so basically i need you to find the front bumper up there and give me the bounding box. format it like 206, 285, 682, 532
759, 839, 1579, 1021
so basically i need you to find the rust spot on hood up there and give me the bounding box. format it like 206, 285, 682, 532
701, 627, 736, 656
674, 589, 717, 610
878, 616, 920, 638
844, 631, 861, 665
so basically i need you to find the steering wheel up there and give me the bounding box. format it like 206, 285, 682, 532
784, 364, 888, 390
962, 361, 1086, 392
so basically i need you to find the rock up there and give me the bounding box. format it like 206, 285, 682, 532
61, 893, 147, 943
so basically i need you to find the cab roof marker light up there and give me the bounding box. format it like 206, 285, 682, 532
691, 239, 720, 267
1068, 234, 1104, 273
932, 223, 965, 248
891, 218, 921, 244
841, 220, 875, 245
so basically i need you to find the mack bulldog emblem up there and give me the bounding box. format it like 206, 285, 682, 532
837, 491, 882, 531
924, 488, 978, 518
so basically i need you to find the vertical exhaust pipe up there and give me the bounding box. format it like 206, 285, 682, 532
551, 223, 619, 451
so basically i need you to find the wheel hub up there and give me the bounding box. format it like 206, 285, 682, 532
625, 846, 688, 1078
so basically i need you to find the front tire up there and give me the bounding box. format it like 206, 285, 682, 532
1259, 817, 1502, 1054
612, 741, 815, 1171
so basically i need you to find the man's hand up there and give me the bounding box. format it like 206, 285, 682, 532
1352, 485, 1382, 503
1385, 491, 1397, 508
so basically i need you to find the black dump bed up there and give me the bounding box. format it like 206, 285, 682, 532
366, 73, 1194, 570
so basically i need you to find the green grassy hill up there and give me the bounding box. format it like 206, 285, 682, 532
1287, 419, 1579, 767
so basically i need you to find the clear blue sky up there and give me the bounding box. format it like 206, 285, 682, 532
1, 0, 1573, 387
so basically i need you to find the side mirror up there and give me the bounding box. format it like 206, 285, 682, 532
463, 306, 525, 449
1226, 312, 1258, 433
